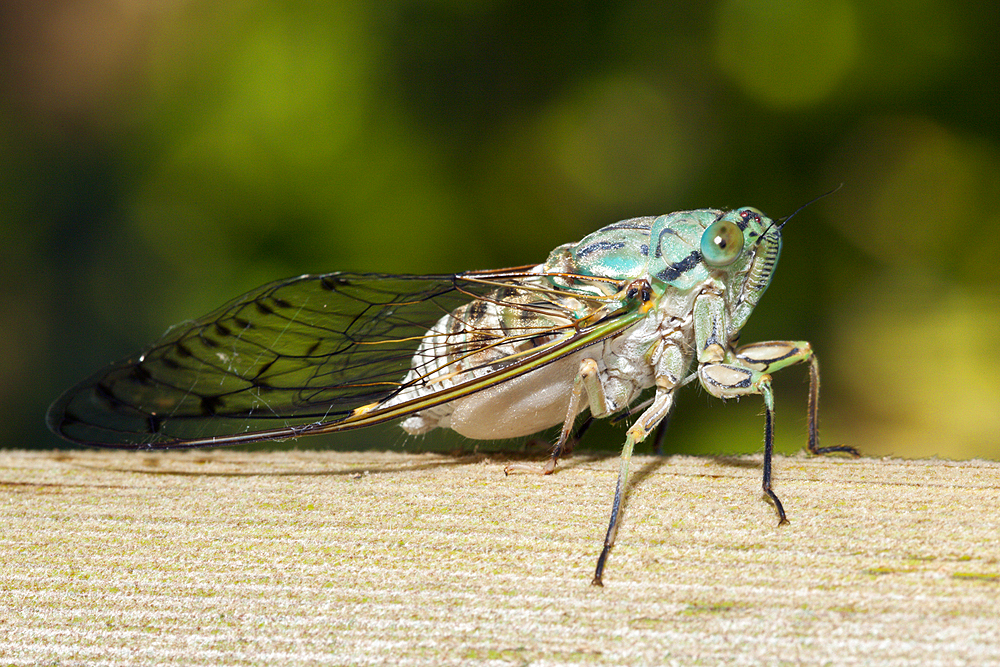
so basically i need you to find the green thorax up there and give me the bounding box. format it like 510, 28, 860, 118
542, 207, 783, 333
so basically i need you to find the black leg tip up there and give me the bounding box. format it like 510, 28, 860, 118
810, 444, 861, 458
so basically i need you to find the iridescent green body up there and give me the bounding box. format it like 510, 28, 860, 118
47, 206, 857, 585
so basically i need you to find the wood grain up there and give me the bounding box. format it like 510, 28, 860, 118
2, 449, 999, 665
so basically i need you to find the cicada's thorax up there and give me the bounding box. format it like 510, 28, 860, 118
394, 208, 782, 441
554, 207, 782, 361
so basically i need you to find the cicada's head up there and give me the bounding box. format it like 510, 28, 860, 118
646, 207, 782, 330
721, 208, 782, 330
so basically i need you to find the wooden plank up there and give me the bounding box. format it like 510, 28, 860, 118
2, 449, 999, 665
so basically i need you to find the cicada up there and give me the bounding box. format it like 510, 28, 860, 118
48, 206, 857, 584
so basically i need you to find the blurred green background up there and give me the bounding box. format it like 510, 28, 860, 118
3, 0, 998, 459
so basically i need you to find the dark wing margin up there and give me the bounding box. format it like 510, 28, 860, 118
47, 272, 495, 448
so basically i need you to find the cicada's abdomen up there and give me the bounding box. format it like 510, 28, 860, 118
387, 276, 580, 437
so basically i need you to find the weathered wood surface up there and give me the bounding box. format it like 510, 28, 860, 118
2, 449, 999, 665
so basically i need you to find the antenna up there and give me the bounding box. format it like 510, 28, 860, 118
777, 183, 844, 229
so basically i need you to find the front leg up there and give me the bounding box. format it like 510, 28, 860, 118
700, 340, 859, 524
734, 341, 859, 457
698, 352, 788, 523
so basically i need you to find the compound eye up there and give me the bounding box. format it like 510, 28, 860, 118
700, 219, 745, 267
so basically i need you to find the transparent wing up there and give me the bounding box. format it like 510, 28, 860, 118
48, 270, 636, 449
